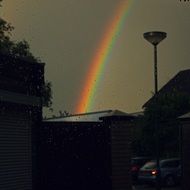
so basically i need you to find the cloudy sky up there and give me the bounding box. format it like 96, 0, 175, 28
1, 0, 190, 116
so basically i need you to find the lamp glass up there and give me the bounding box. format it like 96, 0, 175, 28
143, 31, 167, 46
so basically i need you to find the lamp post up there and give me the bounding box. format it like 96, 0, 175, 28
143, 31, 167, 190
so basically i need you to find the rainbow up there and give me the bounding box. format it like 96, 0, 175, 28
76, 0, 133, 114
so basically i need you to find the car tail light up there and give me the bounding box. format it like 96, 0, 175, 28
131, 166, 138, 171
151, 170, 157, 175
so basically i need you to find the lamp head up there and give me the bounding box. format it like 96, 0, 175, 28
143, 31, 167, 46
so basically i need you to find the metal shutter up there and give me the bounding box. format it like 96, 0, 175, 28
0, 104, 32, 190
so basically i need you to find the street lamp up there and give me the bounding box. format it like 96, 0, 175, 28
143, 31, 167, 93
143, 31, 167, 190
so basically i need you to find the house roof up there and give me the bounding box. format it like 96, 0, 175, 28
44, 109, 137, 122
100, 110, 136, 121
143, 69, 190, 108
179, 112, 190, 120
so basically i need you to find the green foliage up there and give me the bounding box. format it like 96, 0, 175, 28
132, 92, 190, 158
42, 81, 53, 107
0, 18, 14, 53
0, 17, 38, 61
11, 40, 39, 62
0, 1, 52, 107
0, 0, 38, 61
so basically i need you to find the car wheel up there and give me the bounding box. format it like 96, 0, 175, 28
164, 175, 175, 187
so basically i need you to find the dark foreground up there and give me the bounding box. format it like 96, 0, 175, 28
133, 184, 181, 190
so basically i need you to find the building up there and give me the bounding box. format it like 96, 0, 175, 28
0, 54, 44, 190
179, 112, 190, 190
143, 69, 190, 110
40, 110, 136, 190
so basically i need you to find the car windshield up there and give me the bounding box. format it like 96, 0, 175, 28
141, 161, 156, 170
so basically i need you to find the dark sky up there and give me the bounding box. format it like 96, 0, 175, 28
1, 0, 190, 116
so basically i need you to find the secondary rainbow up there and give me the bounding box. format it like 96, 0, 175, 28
76, 0, 133, 114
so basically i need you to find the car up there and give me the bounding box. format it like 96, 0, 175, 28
138, 158, 181, 187
131, 157, 152, 183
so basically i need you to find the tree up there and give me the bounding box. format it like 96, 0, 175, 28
132, 91, 190, 158
0, 0, 52, 107
42, 81, 53, 107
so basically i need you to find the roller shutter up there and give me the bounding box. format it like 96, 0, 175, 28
0, 104, 32, 190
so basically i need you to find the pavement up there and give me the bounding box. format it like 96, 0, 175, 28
133, 184, 181, 190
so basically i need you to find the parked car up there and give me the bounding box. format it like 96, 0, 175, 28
131, 157, 152, 183
138, 158, 181, 187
